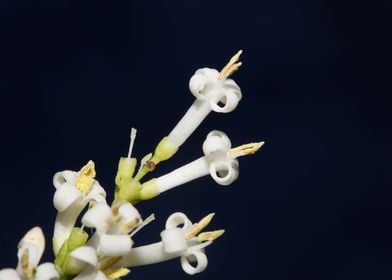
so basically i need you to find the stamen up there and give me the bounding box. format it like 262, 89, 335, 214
198, 230, 225, 242
21, 249, 35, 277
76, 160, 96, 194
127, 128, 137, 158
129, 214, 155, 237
99, 256, 122, 271
104, 267, 131, 279
120, 218, 140, 233
229, 141, 265, 158
217, 50, 243, 79
186, 213, 215, 240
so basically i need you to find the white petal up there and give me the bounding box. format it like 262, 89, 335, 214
180, 251, 208, 275
53, 182, 82, 212
209, 159, 239, 186
70, 246, 98, 267
118, 202, 140, 223
35, 263, 60, 280
53, 171, 77, 189
81, 202, 111, 231
0, 268, 20, 280
209, 87, 241, 113
202, 130, 231, 159
161, 228, 187, 254
165, 212, 193, 231
17, 227, 45, 274
189, 68, 219, 100
97, 234, 133, 256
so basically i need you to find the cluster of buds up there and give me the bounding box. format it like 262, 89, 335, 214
0, 51, 264, 280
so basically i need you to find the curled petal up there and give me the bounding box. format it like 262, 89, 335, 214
82, 203, 112, 231
0, 269, 20, 280
180, 251, 208, 275
53, 171, 76, 189
189, 68, 219, 100
209, 88, 242, 113
202, 130, 231, 159
70, 246, 98, 267
165, 212, 193, 231
161, 228, 187, 254
209, 159, 239, 186
118, 202, 140, 224
97, 234, 133, 256
53, 182, 81, 212
35, 263, 60, 280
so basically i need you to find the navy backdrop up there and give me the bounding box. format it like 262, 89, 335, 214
0, 0, 391, 279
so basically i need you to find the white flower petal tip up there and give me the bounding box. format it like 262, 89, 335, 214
35, 263, 60, 280
70, 246, 98, 267
162, 213, 191, 253
203, 130, 232, 158
53, 182, 81, 212
81, 202, 112, 230
53, 171, 76, 189
97, 234, 134, 256
0, 268, 20, 280
181, 251, 208, 275
17, 227, 46, 273
209, 160, 239, 186
189, 68, 242, 113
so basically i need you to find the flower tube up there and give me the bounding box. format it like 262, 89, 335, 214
138, 130, 264, 200
134, 51, 244, 181
120, 212, 223, 275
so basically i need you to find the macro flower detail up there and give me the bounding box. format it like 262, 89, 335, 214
1, 51, 263, 280
0, 227, 59, 280
119, 212, 223, 275
52, 161, 107, 255
139, 130, 263, 197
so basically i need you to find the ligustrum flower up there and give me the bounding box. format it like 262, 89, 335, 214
119, 212, 224, 275
1, 51, 264, 280
133, 51, 244, 181
0, 227, 59, 280
52, 161, 106, 255
139, 130, 264, 198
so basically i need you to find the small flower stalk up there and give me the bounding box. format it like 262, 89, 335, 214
1, 51, 264, 280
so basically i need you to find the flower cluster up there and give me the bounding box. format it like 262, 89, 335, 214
0, 51, 263, 280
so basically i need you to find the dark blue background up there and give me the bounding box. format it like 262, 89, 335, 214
0, 0, 391, 279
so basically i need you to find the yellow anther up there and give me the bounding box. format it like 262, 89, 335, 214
76, 160, 96, 194
99, 256, 122, 271
21, 249, 35, 277
186, 213, 215, 240
104, 267, 131, 279
217, 50, 243, 79
120, 218, 140, 233
198, 230, 225, 242
229, 141, 265, 158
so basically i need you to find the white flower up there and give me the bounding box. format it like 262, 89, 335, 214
52, 161, 107, 255
120, 212, 224, 275
0, 227, 59, 280
144, 51, 244, 169
141, 130, 264, 196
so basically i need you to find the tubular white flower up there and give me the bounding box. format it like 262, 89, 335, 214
52, 165, 107, 255
120, 212, 219, 275
142, 130, 241, 195
167, 68, 242, 148
0, 269, 20, 280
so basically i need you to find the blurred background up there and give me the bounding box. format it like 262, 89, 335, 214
0, 0, 391, 279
